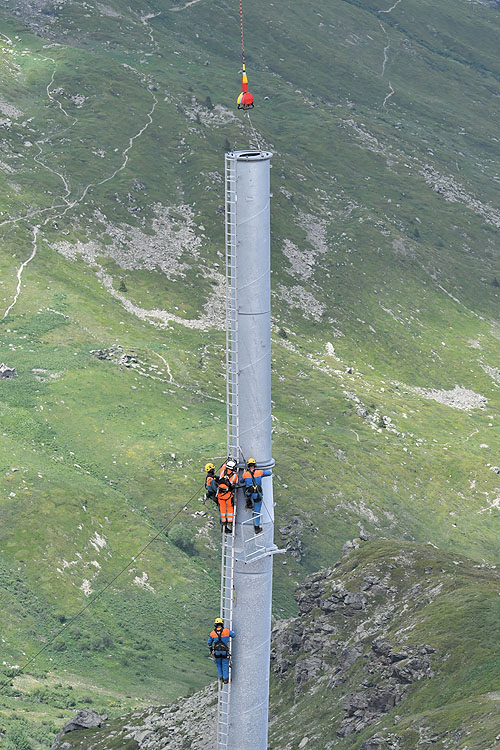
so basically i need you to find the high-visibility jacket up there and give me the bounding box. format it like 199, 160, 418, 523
217, 466, 238, 502
242, 468, 272, 500
208, 627, 235, 657
205, 473, 217, 497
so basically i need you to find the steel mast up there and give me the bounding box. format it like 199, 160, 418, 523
217, 149, 279, 750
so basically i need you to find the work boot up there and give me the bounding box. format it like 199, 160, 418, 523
223, 678, 229, 684
254, 525, 262, 535
225, 523, 233, 534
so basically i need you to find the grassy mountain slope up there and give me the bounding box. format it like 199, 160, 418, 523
50, 539, 500, 749
0, 0, 500, 745
269, 539, 500, 749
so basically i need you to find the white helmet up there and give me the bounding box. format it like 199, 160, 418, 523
226, 457, 237, 471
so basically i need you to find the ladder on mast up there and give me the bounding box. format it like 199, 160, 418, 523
217, 153, 239, 750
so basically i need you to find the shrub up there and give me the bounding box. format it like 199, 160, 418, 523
91, 633, 114, 651
7, 726, 32, 750
168, 524, 196, 555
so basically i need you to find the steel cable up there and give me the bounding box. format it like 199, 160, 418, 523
0, 465, 226, 694
239, 0, 245, 68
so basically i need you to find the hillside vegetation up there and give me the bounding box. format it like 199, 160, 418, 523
53, 540, 500, 749
0, 0, 500, 746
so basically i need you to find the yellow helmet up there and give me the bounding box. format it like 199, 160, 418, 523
214, 617, 224, 626
205, 462, 215, 472
247, 458, 256, 466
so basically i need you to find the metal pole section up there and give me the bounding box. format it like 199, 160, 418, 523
226, 150, 273, 750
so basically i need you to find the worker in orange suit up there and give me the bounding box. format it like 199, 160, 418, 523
217, 457, 238, 534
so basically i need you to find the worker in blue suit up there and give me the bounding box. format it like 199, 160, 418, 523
208, 617, 235, 684
242, 458, 272, 534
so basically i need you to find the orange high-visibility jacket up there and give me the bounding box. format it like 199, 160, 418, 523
217, 466, 238, 501
208, 627, 235, 656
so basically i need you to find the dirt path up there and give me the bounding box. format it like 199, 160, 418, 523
379, 0, 403, 13
2, 226, 39, 319
170, 0, 205, 11
2, 50, 158, 319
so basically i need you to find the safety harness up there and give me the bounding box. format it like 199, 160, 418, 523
213, 629, 230, 658
205, 473, 218, 502
218, 470, 237, 501
246, 468, 263, 500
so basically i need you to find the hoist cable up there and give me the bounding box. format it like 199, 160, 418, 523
245, 110, 261, 150
239, 0, 245, 68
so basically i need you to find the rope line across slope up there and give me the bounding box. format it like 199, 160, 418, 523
0, 478, 210, 694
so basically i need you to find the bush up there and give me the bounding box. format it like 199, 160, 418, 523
168, 524, 196, 555
7, 726, 32, 750
91, 633, 114, 651
31, 686, 77, 709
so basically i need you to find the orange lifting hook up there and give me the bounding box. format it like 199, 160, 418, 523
237, 64, 254, 110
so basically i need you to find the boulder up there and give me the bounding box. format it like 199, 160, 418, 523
392, 656, 432, 684
371, 638, 392, 658
51, 709, 108, 749
343, 591, 367, 612
361, 575, 380, 591
294, 654, 324, 693
342, 538, 360, 556
390, 651, 408, 663
339, 645, 363, 670
368, 688, 398, 713
342, 690, 368, 716
360, 737, 385, 750
0, 363, 17, 379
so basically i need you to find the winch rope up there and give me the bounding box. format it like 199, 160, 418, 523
239, 0, 245, 69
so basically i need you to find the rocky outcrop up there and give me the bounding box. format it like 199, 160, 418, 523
271, 539, 438, 739
336, 641, 434, 737
90, 346, 138, 367
51, 709, 108, 749
278, 518, 305, 561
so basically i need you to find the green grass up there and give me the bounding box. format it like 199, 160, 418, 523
0, 0, 500, 744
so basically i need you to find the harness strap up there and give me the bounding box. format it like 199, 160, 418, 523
213, 630, 230, 656
249, 468, 263, 498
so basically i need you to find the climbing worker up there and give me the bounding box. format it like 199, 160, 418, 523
208, 617, 235, 684
204, 462, 218, 505
242, 458, 272, 535
217, 457, 238, 534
